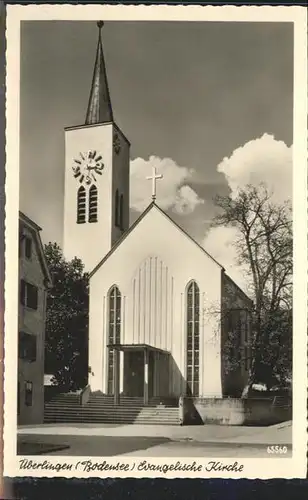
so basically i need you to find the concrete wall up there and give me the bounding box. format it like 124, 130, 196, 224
89, 205, 223, 397
181, 396, 292, 426
18, 222, 48, 425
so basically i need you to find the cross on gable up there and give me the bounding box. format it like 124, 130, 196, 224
146, 166, 163, 201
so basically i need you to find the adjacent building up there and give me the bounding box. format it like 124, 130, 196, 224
18, 212, 52, 425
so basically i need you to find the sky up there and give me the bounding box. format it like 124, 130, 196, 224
19, 21, 293, 290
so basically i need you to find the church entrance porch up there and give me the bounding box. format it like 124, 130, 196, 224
107, 344, 170, 405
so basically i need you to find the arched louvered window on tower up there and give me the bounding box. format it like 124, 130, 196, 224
186, 280, 200, 396
115, 189, 119, 227
77, 186, 86, 224
89, 185, 98, 223
107, 285, 121, 394
119, 194, 124, 229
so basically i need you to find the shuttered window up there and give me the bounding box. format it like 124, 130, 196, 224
89, 185, 98, 223
77, 186, 86, 224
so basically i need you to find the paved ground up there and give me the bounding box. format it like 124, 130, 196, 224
18, 435, 170, 457
17, 421, 292, 458
18, 434, 291, 458
18, 421, 292, 443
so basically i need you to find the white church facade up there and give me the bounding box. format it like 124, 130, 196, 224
63, 23, 253, 405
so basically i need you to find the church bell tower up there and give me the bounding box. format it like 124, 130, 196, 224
63, 22, 130, 272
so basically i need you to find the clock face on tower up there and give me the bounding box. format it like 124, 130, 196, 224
72, 150, 104, 184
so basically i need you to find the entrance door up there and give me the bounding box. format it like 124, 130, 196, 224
124, 351, 144, 396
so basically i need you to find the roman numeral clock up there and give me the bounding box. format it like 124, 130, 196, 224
72, 150, 104, 184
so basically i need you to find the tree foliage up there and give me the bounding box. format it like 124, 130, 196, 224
213, 183, 292, 389
44, 242, 89, 390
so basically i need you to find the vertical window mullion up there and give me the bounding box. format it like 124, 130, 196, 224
108, 286, 121, 394
112, 292, 115, 392
112, 294, 115, 344
192, 282, 195, 388
186, 281, 200, 396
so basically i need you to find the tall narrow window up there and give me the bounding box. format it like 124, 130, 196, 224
20, 280, 38, 310
89, 185, 98, 223
186, 281, 200, 396
115, 189, 119, 227
107, 286, 121, 394
25, 381, 33, 406
119, 194, 124, 229
25, 237, 32, 259
77, 186, 86, 224
19, 332, 37, 362
19, 229, 24, 258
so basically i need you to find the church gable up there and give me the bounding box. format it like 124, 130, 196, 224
89, 202, 223, 280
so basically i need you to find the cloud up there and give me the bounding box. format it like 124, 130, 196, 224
217, 133, 292, 203
202, 134, 292, 295
173, 185, 205, 215
130, 156, 204, 214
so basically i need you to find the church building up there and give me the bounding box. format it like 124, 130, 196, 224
63, 23, 253, 406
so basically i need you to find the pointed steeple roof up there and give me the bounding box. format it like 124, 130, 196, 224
85, 21, 113, 125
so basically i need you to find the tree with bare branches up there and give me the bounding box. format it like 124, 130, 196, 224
213, 183, 292, 390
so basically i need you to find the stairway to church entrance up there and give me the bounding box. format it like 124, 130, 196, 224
44, 345, 177, 425
44, 392, 180, 425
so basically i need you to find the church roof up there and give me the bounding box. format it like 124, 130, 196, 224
89, 202, 224, 278
85, 21, 113, 125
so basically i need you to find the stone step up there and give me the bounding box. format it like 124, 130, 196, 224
44, 411, 179, 418
48, 395, 176, 401
89, 397, 176, 403
89, 401, 177, 406
46, 401, 177, 408
45, 405, 178, 415
44, 413, 179, 421
44, 413, 179, 423
44, 408, 179, 416
46, 393, 79, 398
44, 419, 179, 425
